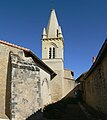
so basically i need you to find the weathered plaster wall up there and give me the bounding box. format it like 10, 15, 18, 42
0, 42, 52, 120
0, 43, 24, 119
10, 53, 41, 120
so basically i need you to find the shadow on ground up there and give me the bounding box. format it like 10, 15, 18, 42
26, 97, 107, 120
26, 86, 81, 120
43, 97, 78, 119
26, 97, 78, 120
26, 85, 107, 120
26, 109, 43, 120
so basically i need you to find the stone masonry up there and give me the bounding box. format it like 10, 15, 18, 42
10, 53, 41, 120
0, 42, 25, 119
0, 40, 56, 120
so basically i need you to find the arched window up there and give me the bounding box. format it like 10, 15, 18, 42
53, 47, 55, 58
49, 47, 51, 59
49, 47, 56, 59
49, 43, 57, 59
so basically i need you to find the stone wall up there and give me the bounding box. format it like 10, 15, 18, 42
42, 39, 64, 60
84, 53, 107, 115
10, 53, 41, 120
63, 69, 75, 97
43, 59, 64, 102
0, 42, 53, 120
40, 68, 51, 107
0, 43, 24, 119
63, 78, 75, 97
42, 36, 64, 103
64, 69, 73, 79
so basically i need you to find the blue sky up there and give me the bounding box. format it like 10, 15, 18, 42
0, 0, 107, 78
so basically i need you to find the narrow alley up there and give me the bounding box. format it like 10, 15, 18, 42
44, 103, 106, 120
27, 98, 107, 120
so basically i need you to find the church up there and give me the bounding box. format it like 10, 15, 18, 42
42, 9, 75, 102
0, 9, 75, 120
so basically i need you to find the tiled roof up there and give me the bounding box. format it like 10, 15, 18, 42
0, 40, 30, 52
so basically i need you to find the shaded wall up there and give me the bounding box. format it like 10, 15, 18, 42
63, 85, 78, 99
84, 54, 107, 114
76, 39, 107, 115
5, 53, 12, 119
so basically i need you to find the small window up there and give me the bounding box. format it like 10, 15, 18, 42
53, 47, 55, 58
49, 48, 51, 59
57, 29, 58, 37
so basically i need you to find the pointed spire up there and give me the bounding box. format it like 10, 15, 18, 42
42, 28, 47, 39
47, 9, 60, 38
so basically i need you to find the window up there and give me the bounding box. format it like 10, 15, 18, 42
49, 47, 51, 59
57, 29, 58, 37
49, 47, 56, 59
53, 47, 55, 58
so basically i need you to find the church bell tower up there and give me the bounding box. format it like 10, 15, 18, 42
42, 9, 64, 102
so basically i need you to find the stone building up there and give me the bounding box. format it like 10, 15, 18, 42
76, 39, 107, 115
0, 40, 56, 120
42, 9, 75, 102
0, 9, 75, 120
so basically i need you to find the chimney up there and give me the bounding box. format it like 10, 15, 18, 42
92, 56, 96, 63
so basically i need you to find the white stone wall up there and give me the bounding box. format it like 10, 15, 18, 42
11, 53, 41, 120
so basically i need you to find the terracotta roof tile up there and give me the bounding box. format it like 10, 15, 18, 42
0, 40, 30, 52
